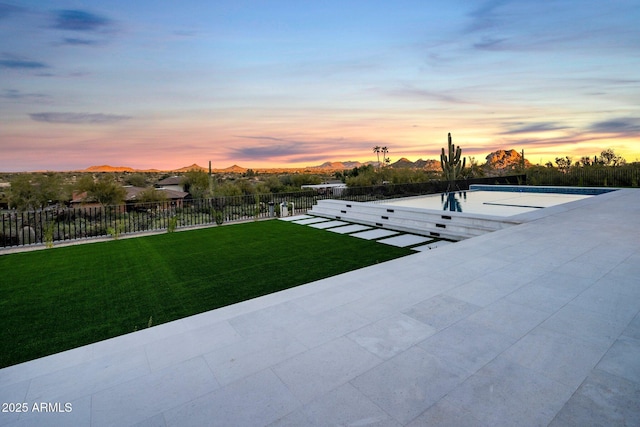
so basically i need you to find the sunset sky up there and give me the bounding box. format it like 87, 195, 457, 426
1, 0, 639, 171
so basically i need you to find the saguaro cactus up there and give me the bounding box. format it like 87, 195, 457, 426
440, 133, 466, 186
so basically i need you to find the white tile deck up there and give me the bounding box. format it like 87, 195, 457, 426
376, 234, 431, 247
290, 217, 331, 225
307, 220, 348, 229
349, 228, 400, 240
326, 224, 371, 234
1, 189, 639, 426
278, 214, 312, 222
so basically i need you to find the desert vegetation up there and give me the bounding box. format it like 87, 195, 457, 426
1, 147, 635, 211
1, 147, 637, 248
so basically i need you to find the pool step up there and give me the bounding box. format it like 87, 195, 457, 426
282, 215, 448, 251
308, 199, 520, 240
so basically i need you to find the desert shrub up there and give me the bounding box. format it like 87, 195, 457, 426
215, 210, 224, 225
167, 216, 178, 233
44, 222, 54, 248
106, 221, 123, 239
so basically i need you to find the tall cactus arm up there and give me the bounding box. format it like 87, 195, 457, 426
440, 132, 465, 183
440, 148, 447, 171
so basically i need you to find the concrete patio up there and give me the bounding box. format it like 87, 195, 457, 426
1, 189, 639, 426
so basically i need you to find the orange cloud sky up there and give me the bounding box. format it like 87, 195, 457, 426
1, 1, 639, 171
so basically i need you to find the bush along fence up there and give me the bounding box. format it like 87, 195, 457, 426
527, 165, 640, 187
1, 193, 307, 248
339, 175, 526, 203
0, 175, 525, 249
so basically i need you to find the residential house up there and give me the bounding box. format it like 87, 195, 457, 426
155, 176, 185, 192
301, 181, 347, 196
125, 186, 189, 209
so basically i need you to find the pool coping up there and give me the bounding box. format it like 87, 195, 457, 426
370, 185, 622, 224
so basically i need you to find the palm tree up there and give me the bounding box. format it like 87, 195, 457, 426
373, 146, 381, 169
381, 146, 389, 168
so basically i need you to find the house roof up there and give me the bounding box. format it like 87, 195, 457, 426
159, 188, 189, 200
70, 186, 189, 205
125, 186, 188, 201
301, 183, 347, 189
70, 191, 91, 204
124, 186, 145, 201
156, 176, 182, 186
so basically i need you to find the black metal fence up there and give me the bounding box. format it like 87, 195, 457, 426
527, 166, 640, 187
0, 193, 313, 248
1, 175, 525, 249
339, 175, 526, 202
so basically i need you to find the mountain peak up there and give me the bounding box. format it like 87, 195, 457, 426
83, 165, 135, 172
172, 164, 207, 172
221, 165, 247, 173
485, 149, 531, 169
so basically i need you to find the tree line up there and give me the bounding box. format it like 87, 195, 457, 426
0, 170, 328, 212
1, 148, 636, 212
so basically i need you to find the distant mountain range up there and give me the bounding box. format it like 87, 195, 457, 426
83, 165, 140, 173
78, 149, 528, 173
304, 158, 444, 170
306, 161, 372, 170
80, 160, 430, 173
80, 162, 356, 173
80, 164, 247, 173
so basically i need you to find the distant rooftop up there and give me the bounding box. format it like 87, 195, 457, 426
156, 176, 182, 186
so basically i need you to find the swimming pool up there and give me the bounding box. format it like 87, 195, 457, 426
374, 185, 612, 217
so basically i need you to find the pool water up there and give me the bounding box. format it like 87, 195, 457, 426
376, 190, 592, 217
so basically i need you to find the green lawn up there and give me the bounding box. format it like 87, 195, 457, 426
0, 220, 413, 368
